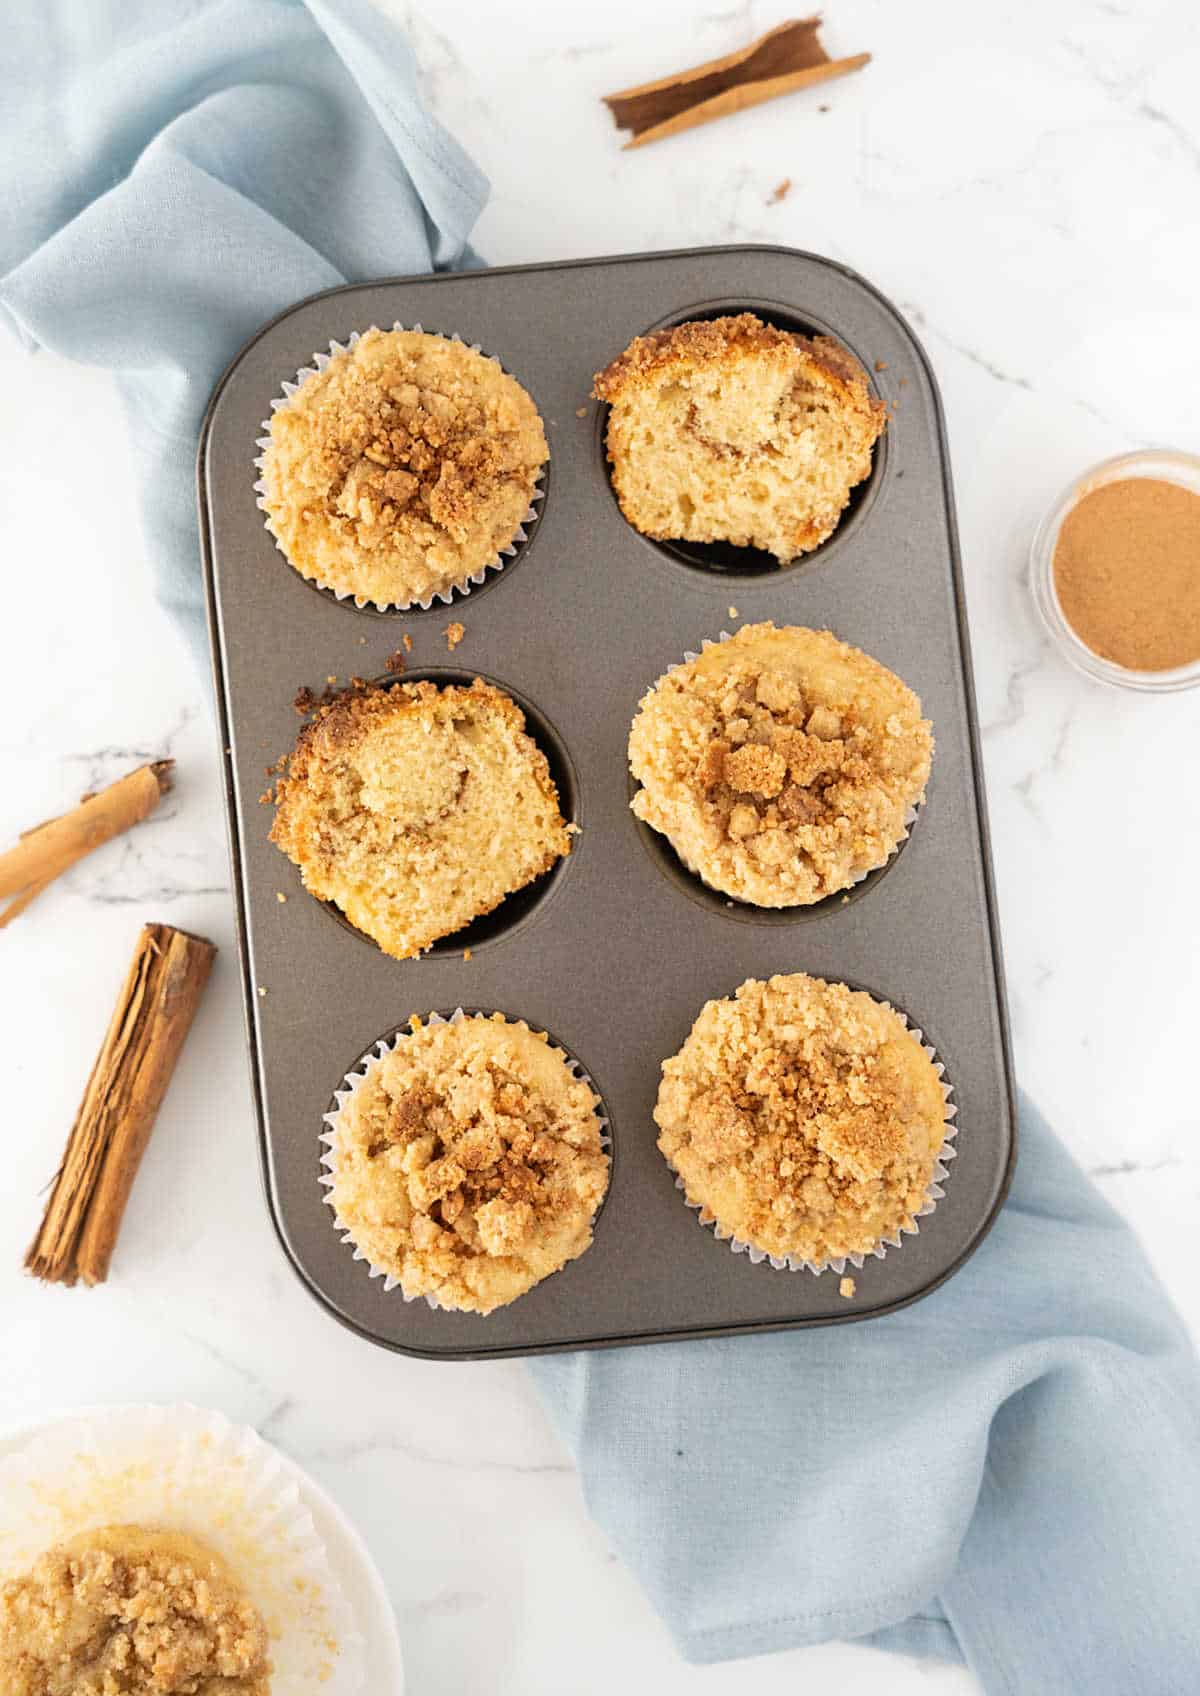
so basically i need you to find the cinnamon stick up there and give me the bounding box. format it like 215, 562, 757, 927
602, 17, 869, 149
26, 922, 216, 1286
0, 761, 173, 929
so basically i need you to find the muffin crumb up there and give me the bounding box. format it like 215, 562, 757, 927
445, 620, 466, 651
839, 1275, 856, 1298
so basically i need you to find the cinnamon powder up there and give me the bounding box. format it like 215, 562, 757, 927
1052, 477, 1200, 671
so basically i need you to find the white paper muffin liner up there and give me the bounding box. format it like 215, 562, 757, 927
320, 1009, 611, 1310
0, 1403, 365, 1694
254, 323, 545, 612
644, 629, 925, 902
666, 1001, 957, 1276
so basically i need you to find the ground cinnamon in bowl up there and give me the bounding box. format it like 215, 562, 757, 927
1031, 450, 1200, 692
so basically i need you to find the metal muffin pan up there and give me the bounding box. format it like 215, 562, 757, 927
199, 244, 1017, 1360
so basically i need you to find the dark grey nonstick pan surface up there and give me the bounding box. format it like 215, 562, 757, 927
198, 244, 1017, 1359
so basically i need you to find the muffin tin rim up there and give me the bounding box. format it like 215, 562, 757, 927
197, 244, 1019, 1361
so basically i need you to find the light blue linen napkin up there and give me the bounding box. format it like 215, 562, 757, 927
532, 1098, 1200, 1683
0, 0, 486, 662
4, 8, 1199, 1690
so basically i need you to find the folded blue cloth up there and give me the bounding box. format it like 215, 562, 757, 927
0, 0, 485, 662
532, 1099, 1200, 1683
5, 8, 1199, 1691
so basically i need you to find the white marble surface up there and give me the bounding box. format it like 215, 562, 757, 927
3, 2, 1199, 1691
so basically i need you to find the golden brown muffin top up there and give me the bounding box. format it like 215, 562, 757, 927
629, 623, 932, 907
260, 328, 547, 606
328, 1014, 609, 1314
0, 1525, 270, 1696
655, 973, 949, 1266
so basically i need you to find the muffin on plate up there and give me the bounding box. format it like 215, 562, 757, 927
324, 1013, 610, 1314
270, 677, 572, 959
0, 1405, 363, 1695
594, 313, 884, 562
655, 973, 951, 1267
0, 1525, 271, 1696
259, 327, 548, 607
628, 622, 932, 907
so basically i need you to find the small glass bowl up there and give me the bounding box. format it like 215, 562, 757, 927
1029, 448, 1200, 694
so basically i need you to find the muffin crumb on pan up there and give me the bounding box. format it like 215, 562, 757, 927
269, 676, 571, 959
628, 622, 932, 907
655, 972, 953, 1269
594, 312, 884, 562
258, 327, 548, 608
323, 1013, 610, 1314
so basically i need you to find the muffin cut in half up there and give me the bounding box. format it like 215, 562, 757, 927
628, 622, 932, 907
326, 1014, 610, 1314
594, 312, 885, 563
0, 1525, 271, 1696
270, 678, 572, 958
259, 327, 548, 607
655, 973, 950, 1267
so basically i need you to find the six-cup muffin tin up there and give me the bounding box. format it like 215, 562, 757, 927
198, 245, 1017, 1360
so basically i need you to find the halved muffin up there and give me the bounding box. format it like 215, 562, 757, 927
594, 313, 884, 561
270, 678, 571, 958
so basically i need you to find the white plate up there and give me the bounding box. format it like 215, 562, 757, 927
0, 1405, 404, 1694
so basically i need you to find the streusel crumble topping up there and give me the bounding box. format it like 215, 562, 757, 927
327, 1015, 609, 1314
260, 329, 547, 606
0, 1526, 270, 1696
629, 623, 932, 906
655, 973, 948, 1265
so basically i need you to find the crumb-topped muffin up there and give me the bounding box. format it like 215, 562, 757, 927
260, 328, 548, 606
655, 974, 949, 1265
0, 1525, 271, 1696
270, 678, 572, 959
629, 622, 932, 906
594, 313, 884, 562
326, 1014, 609, 1313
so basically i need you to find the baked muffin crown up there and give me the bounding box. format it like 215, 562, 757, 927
655, 972, 949, 1266
327, 1013, 609, 1314
260, 327, 548, 606
628, 622, 932, 908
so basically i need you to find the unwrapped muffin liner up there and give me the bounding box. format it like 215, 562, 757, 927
320, 1009, 611, 1311
666, 1004, 957, 1277
254, 323, 545, 612
0, 1403, 365, 1695
652, 630, 925, 901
